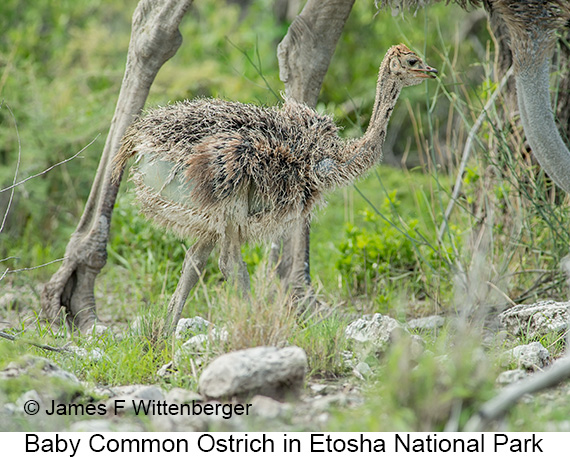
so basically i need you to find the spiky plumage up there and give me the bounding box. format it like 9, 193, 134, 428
113, 44, 437, 327
377, 0, 482, 12
115, 97, 344, 242
114, 44, 435, 245
490, 0, 570, 69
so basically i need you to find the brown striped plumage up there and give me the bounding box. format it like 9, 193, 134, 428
112, 44, 437, 327
115, 97, 344, 242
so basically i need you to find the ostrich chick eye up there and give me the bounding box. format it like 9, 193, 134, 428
407, 58, 418, 66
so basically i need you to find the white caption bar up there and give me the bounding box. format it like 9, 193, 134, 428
6, 431, 562, 456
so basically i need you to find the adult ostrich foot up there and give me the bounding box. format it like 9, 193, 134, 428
41, 218, 110, 333
40, 0, 193, 333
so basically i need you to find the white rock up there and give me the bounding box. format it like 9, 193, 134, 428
157, 361, 175, 378
165, 388, 202, 404
354, 361, 372, 379
496, 369, 529, 385
65, 345, 104, 363
499, 301, 569, 339
199, 346, 307, 400
16, 390, 42, 413
250, 395, 289, 419
345, 313, 408, 353
503, 342, 550, 370
407, 315, 445, 331
174, 328, 229, 366
105, 384, 165, 414
0, 356, 80, 384
175, 317, 212, 340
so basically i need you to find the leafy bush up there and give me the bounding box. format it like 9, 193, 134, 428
337, 193, 418, 297
336, 190, 455, 308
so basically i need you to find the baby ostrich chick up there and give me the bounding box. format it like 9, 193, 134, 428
112, 44, 437, 330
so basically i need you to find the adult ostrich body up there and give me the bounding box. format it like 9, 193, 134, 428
113, 44, 437, 329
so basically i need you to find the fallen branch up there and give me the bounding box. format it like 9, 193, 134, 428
0, 330, 70, 354
464, 355, 570, 431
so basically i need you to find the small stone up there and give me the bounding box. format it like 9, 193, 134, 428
85, 324, 109, 339
103, 384, 160, 398
199, 346, 307, 400
502, 342, 550, 370
496, 369, 529, 385
130, 385, 164, 401
106, 385, 164, 414
165, 388, 203, 404
65, 345, 104, 363
174, 328, 229, 366
181, 334, 210, 352
16, 390, 43, 413
2, 403, 17, 415
157, 361, 175, 378
309, 383, 329, 394
0, 356, 80, 384
354, 361, 372, 378
250, 395, 288, 419
345, 313, 408, 354
175, 317, 212, 340
407, 315, 445, 331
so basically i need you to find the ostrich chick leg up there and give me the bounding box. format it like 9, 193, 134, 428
165, 239, 215, 331
218, 224, 251, 296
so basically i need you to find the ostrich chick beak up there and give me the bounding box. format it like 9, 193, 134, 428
414, 64, 438, 79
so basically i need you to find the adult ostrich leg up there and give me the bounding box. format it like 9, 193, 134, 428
493, 0, 570, 193
384, 1, 570, 191
271, 0, 355, 292
41, 0, 193, 332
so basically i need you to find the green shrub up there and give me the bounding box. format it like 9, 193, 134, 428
336, 190, 455, 308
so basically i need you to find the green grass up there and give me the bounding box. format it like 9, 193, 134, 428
328, 333, 499, 432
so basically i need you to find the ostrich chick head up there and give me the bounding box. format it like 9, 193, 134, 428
387, 44, 438, 87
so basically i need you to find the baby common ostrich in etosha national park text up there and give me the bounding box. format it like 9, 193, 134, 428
112, 44, 437, 329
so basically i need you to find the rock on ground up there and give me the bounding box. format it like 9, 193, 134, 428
105, 385, 165, 414
499, 301, 569, 340
250, 395, 290, 420
345, 313, 423, 358
174, 318, 228, 366
407, 315, 445, 331
175, 316, 213, 340
502, 342, 550, 370
345, 313, 405, 349
198, 346, 307, 400
0, 355, 80, 384
496, 369, 529, 385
